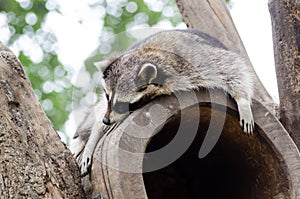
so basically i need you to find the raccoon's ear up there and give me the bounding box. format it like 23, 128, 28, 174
138, 63, 157, 84
94, 56, 118, 74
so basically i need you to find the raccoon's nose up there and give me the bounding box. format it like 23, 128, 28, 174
102, 117, 111, 125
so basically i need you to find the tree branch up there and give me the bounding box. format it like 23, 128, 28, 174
0, 42, 85, 198
269, 0, 300, 149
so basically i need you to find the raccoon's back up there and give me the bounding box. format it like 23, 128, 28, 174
130, 29, 228, 55
130, 29, 246, 77
129, 29, 251, 94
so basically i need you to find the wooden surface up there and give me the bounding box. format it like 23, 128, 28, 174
84, 90, 300, 199
175, 0, 276, 112
269, 0, 300, 149
0, 43, 85, 198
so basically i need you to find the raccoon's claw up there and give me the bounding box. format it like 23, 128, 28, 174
240, 118, 254, 135
237, 98, 254, 135
80, 149, 93, 176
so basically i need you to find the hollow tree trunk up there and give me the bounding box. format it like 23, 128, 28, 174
0, 43, 85, 198
89, 91, 300, 198
268, 0, 300, 149
176, 0, 276, 111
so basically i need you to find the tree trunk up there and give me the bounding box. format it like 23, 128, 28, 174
176, 0, 276, 111
268, 0, 300, 149
0, 43, 85, 198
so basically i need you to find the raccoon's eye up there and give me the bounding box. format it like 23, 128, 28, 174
136, 85, 147, 92
113, 101, 129, 114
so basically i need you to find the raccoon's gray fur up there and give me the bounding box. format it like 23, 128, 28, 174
71, 29, 254, 174
99, 29, 254, 129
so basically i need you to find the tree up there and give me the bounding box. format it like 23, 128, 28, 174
268, 0, 300, 149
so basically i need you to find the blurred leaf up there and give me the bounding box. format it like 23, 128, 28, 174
19, 51, 31, 67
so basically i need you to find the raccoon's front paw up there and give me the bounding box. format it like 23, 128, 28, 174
80, 149, 93, 176
236, 98, 254, 135
239, 110, 254, 135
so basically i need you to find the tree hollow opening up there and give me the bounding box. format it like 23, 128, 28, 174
143, 105, 290, 199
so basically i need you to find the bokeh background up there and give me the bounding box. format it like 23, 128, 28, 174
0, 0, 276, 144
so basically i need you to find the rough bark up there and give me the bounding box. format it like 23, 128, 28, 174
0, 43, 85, 198
175, 0, 276, 112
268, 0, 300, 149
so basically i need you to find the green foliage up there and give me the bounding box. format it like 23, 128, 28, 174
0, 0, 48, 44
104, 1, 161, 34
0, 0, 74, 132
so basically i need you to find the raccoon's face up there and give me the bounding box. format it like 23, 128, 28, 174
96, 57, 169, 125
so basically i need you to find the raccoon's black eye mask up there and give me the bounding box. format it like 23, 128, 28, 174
136, 85, 148, 92
113, 101, 130, 114
113, 94, 155, 114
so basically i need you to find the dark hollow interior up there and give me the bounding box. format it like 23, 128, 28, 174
143, 105, 290, 199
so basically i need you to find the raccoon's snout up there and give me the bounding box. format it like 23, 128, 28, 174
102, 101, 131, 125
102, 117, 111, 125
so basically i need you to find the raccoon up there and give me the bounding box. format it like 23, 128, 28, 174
72, 29, 254, 175
98, 29, 254, 132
